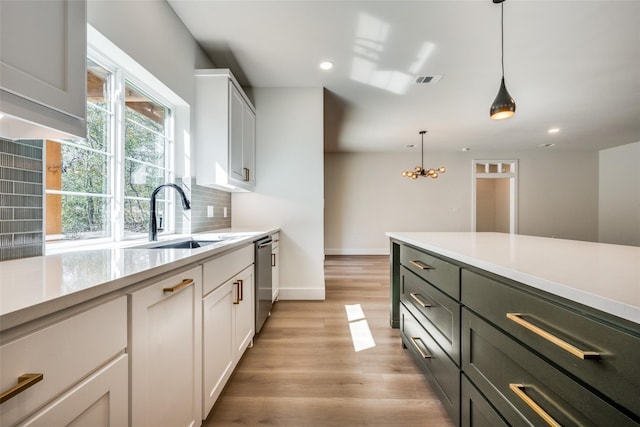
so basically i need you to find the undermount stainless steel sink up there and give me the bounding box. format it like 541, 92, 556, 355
126, 238, 224, 249
149, 239, 223, 249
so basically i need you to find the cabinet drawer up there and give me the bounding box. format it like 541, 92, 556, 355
461, 374, 508, 427
1, 297, 127, 426
203, 244, 254, 295
462, 308, 637, 426
462, 269, 640, 417
400, 245, 460, 299
401, 266, 460, 365
401, 304, 459, 425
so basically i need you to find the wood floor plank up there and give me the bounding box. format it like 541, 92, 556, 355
203, 255, 453, 426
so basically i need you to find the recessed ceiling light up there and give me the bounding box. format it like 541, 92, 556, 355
548, 127, 560, 134
462, 147, 471, 151
405, 144, 415, 148
319, 61, 334, 70
538, 143, 555, 148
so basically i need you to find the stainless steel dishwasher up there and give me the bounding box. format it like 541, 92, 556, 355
254, 236, 273, 333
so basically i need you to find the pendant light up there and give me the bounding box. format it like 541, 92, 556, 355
401, 131, 446, 180
490, 0, 516, 120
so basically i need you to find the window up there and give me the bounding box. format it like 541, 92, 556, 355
46, 56, 175, 244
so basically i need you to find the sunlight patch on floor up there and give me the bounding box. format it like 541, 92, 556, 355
345, 304, 376, 352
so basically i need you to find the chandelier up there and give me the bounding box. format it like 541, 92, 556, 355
401, 131, 446, 180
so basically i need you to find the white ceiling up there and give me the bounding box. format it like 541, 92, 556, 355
168, 0, 640, 153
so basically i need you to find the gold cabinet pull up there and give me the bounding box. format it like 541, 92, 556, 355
0, 373, 44, 404
410, 292, 433, 308
410, 260, 433, 270
509, 384, 561, 427
163, 278, 193, 294
271, 253, 276, 267
410, 337, 432, 359
238, 279, 244, 301
243, 167, 250, 182
506, 313, 600, 360
233, 281, 241, 304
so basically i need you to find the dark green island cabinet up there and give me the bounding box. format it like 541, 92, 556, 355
388, 233, 640, 426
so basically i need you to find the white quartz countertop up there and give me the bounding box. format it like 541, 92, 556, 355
0, 229, 279, 332
386, 232, 640, 325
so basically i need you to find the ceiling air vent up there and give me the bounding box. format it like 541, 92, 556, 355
415, 75, 443, 84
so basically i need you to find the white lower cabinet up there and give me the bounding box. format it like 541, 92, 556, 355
18, 355, 128, 427
271, 233, 280, 302
0, 297, 127, 427
202, 246, 254, 419
129, 266, 203, 427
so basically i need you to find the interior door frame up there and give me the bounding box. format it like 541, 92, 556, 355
471, 159, 518, 234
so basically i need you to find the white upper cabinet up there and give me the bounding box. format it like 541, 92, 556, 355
0, 0, 87, 139
195, 69, 256, 192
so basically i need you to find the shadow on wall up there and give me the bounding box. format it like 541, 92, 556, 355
201, 41, 255, 105
324, 89, 351, 153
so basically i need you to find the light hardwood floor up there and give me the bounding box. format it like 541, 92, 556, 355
203, 255, 453, 426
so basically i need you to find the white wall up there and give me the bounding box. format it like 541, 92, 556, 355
87, 0, 214, 178
325, 150, 599, 254
233, 88, 325, 300
599, 141, 640, 246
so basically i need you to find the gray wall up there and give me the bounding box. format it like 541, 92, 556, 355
233, 88, 325, 300
0, 138, 43, 260
599, 142, 640, 246
324, 149, 601, 254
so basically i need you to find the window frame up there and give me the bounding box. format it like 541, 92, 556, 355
45, 26, 190, 251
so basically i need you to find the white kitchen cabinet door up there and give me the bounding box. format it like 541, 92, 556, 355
202, 280, 234, 418
229, 83, 246, 184
18, 355, 128, 427
0, 0, 87, 138
242, 105, 256, 187
129, 267, 203, 427
233, 265, 255, 358
272, 235, 280, 302
194, 69, 256, 192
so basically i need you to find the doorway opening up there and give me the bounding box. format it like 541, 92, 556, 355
471, 160, 518, 234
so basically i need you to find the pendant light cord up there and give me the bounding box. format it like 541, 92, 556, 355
500, 2, 505, 78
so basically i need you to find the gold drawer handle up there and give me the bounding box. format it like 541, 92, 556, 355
233, 280, 241, 304
410, 260, 433, 270
163, 278, 193, 294
506, 313, 600, 360
509, 384, 561, 427
0, 373, 44, 404
410, 292, 433, 308
243, 167, 250, 182
410, 337, 432, 359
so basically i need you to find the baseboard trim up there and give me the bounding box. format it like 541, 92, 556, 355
277, 287, 325, 300
324, 248, 390, 256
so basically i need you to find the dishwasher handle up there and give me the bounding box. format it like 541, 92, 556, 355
257, 238, 273, 249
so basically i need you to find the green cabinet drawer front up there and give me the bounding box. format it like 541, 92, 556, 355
462, 309, 638, 426
462, 269, 640, 417
400, 245, 460, 299
461, 374, 508, 427
401, 266, 460, 365
401, 304, 460, 426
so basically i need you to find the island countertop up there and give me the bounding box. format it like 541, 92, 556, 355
0, 229, 279, 332
386, 232, 640, 324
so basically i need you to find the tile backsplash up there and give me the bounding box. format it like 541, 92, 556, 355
0, 138, 44, 261
0, 139, 228, 261
176, 177, 231, 234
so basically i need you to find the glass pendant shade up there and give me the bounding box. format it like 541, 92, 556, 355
490, 77, 516, 120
